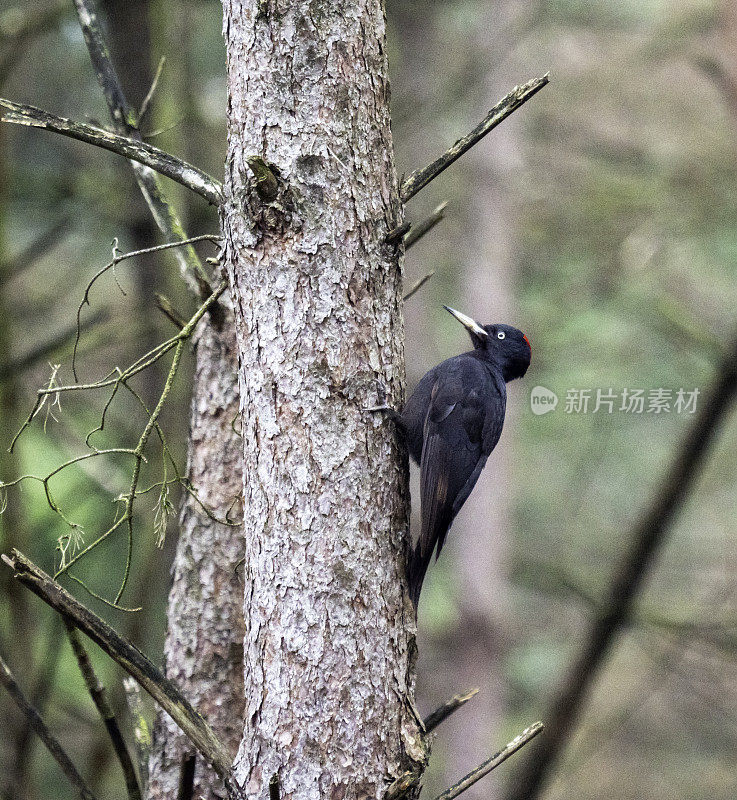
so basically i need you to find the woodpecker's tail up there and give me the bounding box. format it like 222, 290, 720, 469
406, 540, 434, 610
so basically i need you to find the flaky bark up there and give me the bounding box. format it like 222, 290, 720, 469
221, 2, 425, 798
147, 317, 245, 800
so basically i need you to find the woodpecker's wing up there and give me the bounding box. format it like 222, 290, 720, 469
409, 358, 506, 605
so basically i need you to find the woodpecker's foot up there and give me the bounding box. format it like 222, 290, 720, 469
364, 403, 405, 432
364, 403, 393, 413
364, 384, 405, 428
364, 381, 389, 412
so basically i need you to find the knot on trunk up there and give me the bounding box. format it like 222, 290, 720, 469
241, 156, 299, 236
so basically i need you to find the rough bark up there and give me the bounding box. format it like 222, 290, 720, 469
147, 317, 246, 800
221, 2, 425, 798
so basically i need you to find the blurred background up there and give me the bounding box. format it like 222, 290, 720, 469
2, 0, 737, 798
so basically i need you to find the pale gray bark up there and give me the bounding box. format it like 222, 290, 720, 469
221, 2, 424, 799
147, 318, 245, 800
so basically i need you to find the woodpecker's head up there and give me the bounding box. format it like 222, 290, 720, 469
444, 306, 531, 382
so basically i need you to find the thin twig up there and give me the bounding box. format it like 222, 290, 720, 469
403, 272, 434, 302
71, 0, 217, 301
434, 722, 543, 800
385, 221, 411, 245
65, 621, 143, 800
0, 650, 98, 800
422, 688, 479, 734
139, 55, 166, 123
400, 76, 549, 203
2, 550, 234, 783
155, 293, 186, 330
403, 201, 448, 250
0, 97, 223, 206
72, 234, 220, 378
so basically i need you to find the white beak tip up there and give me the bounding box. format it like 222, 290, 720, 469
443, 305, 488, 337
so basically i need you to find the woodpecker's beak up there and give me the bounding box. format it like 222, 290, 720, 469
443, 306, 488, 338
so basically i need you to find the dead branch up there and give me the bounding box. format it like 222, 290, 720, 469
400, 76, 548, 203
403, 201, 448, 250
422, 688, 479, 734
71, 0, 217, 302
65, 622, 143, 800
2, 550, 234, 783
434, 722, 543, 800
5, 618, 65, 798
505, 331, 737, 800
0, 97, 223, 206
155, 293, 186, 330
385, 220, 411, 245
0, 650, 97, 800
403, 272, 435, 302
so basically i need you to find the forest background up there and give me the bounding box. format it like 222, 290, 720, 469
1, 1, 736, 799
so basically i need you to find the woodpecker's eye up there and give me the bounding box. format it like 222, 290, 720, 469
497, 331, 505, 340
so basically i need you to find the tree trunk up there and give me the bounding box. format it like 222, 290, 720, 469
147, 317, 246, 800
221, 2, 425, 798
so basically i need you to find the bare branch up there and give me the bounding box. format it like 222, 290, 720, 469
403, 272, 434, 302
384, 769, 421, 800
385, 220, 411, 246
65, 622, 143, 800
139, 55, 166, 123
403, 201, 448, 250
434, 722, 543, 800
2, 550, 235, 783
155, 293, 186, 330
505, 332, 737, 800
0, 97, 223, 206
422, 688, 479, 733
71, 0, 217, 299
72, 235, 220, 378
400, 76, 549, 203
5, 619, 65, 797
0, 650, 97, 800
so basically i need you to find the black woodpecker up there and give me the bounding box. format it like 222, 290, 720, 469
398, 306, 531, 608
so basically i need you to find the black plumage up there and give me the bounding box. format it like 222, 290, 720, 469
399, 306, 531, 608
